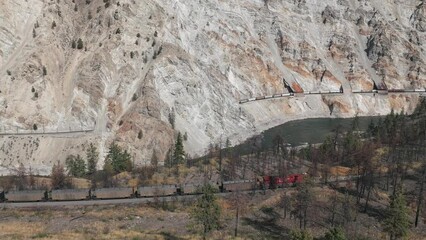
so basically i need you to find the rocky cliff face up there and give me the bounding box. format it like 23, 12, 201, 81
0, 0, 425, 174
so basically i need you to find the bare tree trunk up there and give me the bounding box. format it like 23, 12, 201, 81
415, 166, 425, 227
235, 204, 239, 237
364, 185, 372, 213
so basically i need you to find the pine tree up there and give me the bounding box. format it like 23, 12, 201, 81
294, 177, 314, 229
173, 132, 185, 165
86, 143, 98, 188
65, 154, 86, 178
191, 184, 221, 239
322, 228, 346, 240
383, 190, 410, 240
106, 142, 132, 173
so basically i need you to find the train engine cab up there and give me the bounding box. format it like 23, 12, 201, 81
285, 174, 304, 185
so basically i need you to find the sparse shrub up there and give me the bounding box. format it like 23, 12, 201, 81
31, 86, 35, 93
42, 66, 47, 76
51, 21, 56, 29
132, 93, 138, 101
88, 11, 92, 20
77, 38, 84, 49
136, 33, 141, 38
130, 51, 134, 58
86, 0, 91, 4
119, 120, 123, 126
154, 31, 158, 37
152, 39, 156, 47
6, 70, 11, 76
138, 130, 143, 139
71, 40, 76, 49
168, 110, 175, 128
102, 225, 110, 235
74, 4, 78, 12
51, 162, 69, 189
115, 28, 121, 34
34, 92, 38, 98
33, 124, 38, 131
33, 28, 36, 38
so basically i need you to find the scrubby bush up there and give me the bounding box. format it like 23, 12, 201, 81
77, 38, 84, 49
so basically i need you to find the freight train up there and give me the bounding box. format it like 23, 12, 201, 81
0, 174, 304, 202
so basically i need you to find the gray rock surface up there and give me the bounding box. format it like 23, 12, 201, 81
0, 0, 424, 174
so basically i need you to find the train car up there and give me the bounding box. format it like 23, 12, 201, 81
388, 89, 405, 93
137, 185, 177, 197
0, 188, 4, 202
92, 187, 134, 199
222, 180, 255, 192
50, 189, 90, 201
179, 184, 201, 195
285, 174, 304, 185
5, 190, 47, 202
262, 176, 285, 189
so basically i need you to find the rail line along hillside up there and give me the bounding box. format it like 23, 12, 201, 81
239, 86, 426, 104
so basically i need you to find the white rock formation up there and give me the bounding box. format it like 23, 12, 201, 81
0, 0, 424, 174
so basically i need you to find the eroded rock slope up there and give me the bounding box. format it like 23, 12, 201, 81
0, 0, 424, 173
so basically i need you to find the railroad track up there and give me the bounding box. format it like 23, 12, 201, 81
239, 89, 426, 104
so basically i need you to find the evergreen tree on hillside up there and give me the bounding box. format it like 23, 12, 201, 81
105, 142, 132, 173
191, 184, 221, 239
383, 189, 410, 240
65, 154, 86, 178
173, 132, 186, 165
86, 143, 98, 188
321, 228, 346, 240
294, 177, 314, 229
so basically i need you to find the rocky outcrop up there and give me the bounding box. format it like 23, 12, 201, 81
0, 0, 425, 174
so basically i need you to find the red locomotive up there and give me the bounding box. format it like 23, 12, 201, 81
261, 174, 304, 189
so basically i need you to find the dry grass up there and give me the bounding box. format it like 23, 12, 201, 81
0, 221, 46, 239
